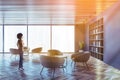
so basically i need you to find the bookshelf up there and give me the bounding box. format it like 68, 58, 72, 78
89, 18, 104, 61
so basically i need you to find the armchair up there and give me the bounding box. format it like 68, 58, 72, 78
10, 48, 19, 59
31, 47, 42, 53
23, 46, 30, 55
40, 55, 65, 77
48, 49, 63, 56
71, 52, 90, 69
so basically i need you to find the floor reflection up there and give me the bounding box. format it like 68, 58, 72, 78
0, 53, 120, 80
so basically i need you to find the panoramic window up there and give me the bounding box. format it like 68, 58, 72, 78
2, 25, 74, 52
4, 25, 27, 52
52, 25, 74, 52
28, 25, 50, 52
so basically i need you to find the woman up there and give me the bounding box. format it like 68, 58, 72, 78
17, 33, 24, 70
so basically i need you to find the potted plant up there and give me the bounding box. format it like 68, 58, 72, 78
79, 41, 84, 52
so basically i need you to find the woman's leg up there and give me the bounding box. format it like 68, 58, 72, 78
19, 53, 23, 68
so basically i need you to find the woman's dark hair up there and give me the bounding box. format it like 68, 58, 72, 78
17, 33, 23, 39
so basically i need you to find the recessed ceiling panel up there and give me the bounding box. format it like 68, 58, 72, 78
0, 0, 118, 24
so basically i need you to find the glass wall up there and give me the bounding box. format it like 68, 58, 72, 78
4, 25, 27, 52
52, 26, 74, 52
28, 26, 50, 52
1, 25, 74, 52
0, 25, 3, 52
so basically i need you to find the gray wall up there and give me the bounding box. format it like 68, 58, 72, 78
86, 1, 120, 69
103, 1, 120, 69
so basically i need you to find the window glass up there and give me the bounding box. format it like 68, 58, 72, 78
4, 25, 27, 52
52, 25, 74, 52
28, 26, 50, 52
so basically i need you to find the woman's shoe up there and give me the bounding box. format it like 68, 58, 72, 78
18, 67, 24, 70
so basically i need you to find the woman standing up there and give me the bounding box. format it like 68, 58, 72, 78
17, 33, 24, 70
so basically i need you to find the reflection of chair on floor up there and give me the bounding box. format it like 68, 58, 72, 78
48, 49, 63, 56
10, 48, 19, 59
40, 55, 65, 77
71, 52, 91, 69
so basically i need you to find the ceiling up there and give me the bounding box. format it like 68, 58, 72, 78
0, 0, 119, 25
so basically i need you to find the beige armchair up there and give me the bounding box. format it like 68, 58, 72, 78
48, 49, 63, 56
31, 47, 42, 53
23, 46, 30, 55
71, 52, 91, 69
10, 48, 19, 59
40, 55, 65, 77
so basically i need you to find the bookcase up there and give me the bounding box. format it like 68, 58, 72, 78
89, 18, 104, 61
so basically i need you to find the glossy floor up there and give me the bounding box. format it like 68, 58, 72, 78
0, 53, 120, 80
